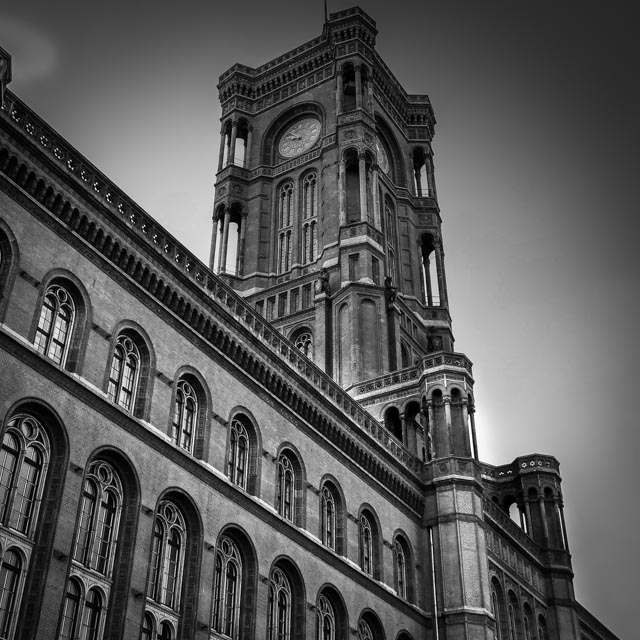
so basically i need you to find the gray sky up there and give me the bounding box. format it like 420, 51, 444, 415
2, 1, 637, 636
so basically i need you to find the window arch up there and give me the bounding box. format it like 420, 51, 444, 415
147, 500, 186, 611
319, 478, 346, 555
291, 327, 313, 359
537, 615, 548, 640
394, 539, 407, 599
491, 577, 506, 640
277, 453, 295, 523
0, 548, 22, 638
57, 579, 104, 640
275, 447, 306, 527
105, 326, 153, 419
357, 611, 385, 640
72, 460, 122, 575
267, 566, 291, 640
523, 603, 534, 640
226, 412, 260, 495
34, 283, 75, 366
0, 413, 49, 537
172, 379, 197, 453
301, 172, 318, 264
316, 593, 335, 640
359, 506, 383, 580
507, 590, 520, 640
278, 182, 294, 273
211, 536, 242, 638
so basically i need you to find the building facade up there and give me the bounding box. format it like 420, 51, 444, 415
0, 8, 618, 640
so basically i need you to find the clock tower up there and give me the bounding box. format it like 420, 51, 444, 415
212, 7, 476, 468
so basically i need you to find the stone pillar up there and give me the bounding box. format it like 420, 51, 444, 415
237, 214, 247, 276
469, 405, 479, 460
433, 239, 449, 306
539, 496, 550, 547
228, 119, 238, 166
336, 71, 343, 114
423, 245, 433, 306
358, 153, 368, 222
427, 401, 436, 459
219, 208, 231, 273
209, 215, 219, 271
355, 64, 362, 110
245, 127, 253, 168
217, 127, 226, 171
372, 168, 381, 228
338, 160, 346, 225
443, 395, 452, 457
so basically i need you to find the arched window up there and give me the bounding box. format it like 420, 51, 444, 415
491, 578, 506, 640
141, 613, 154, 640
302, 172, 318, 264
292, 329, 313, 359
394, 540, 406, 598
537, 615, 548, 640
267, 566, 291, 640
0, 548, 22, 637
0, 414, 49, 537
321, 486, 336, 550
359, 514, 373, 576
228, 418, 249, 489
34, 284, 75, 366
107, 334, 140, 412
523, 604, 534, 640
316, 593, 335, 640
507, 591, 519, 640
147, 501, 186, 611
357, 619, 374, 640
211, 536, 242, 638
172, 379, 197, 453
57, 581, 103, 640
278, 182, 294, 273
73, 460, 122, 576
277, 454, 295, 522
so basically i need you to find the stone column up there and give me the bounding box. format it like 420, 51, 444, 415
245, 127, 253, 168
209, 214, 219, 271
336, 72, 343, 114
355, 64, 362, 109
469, 404, 479, 460
433, 239, 449, 306
338, 160, 346, 225
423, 245, 433, 306
217, 127, 226, 171
358, 153, 368, 222
443, 395, 452, 457
237, 214, 247, 276
219, 208, 231, 273
372, 167, 381, 228
228, 119, 238, 166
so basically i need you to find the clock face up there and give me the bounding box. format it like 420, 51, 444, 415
278, 118, 321, 158
376, 139, 389, 174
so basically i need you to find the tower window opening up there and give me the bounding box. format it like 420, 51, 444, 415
412, 147, 431, 197
421, 235, 440, 307
342, 64, 356, 112
383, 406, 403, 442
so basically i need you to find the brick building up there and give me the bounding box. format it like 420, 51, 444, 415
0, 7, 619, 640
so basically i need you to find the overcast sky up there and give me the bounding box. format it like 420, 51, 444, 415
2, 1, 638, 637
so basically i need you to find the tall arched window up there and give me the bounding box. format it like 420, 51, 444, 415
34, 284, 75, 366
0, 414, 49, 537
278, 182, 294, 273
172, 379, 197, 453
321, 486, 336, 550
277, 454, 295, 523
228, 418, 248, 489
394, 540, 407, 598
211, 536, 242, 639
523, 604, 534, 640
537, 615, 548, 640
507, 591, 520, 640
0, 548, 22, 638
147, 501, 186, 611
302, 172, 318, 264
359, 515, 373, 576
107, 334, 140, 412
491, 579, 505, 640
267, 566, 291, 640
72, 460, 122, 576
316, 594, 335, 640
